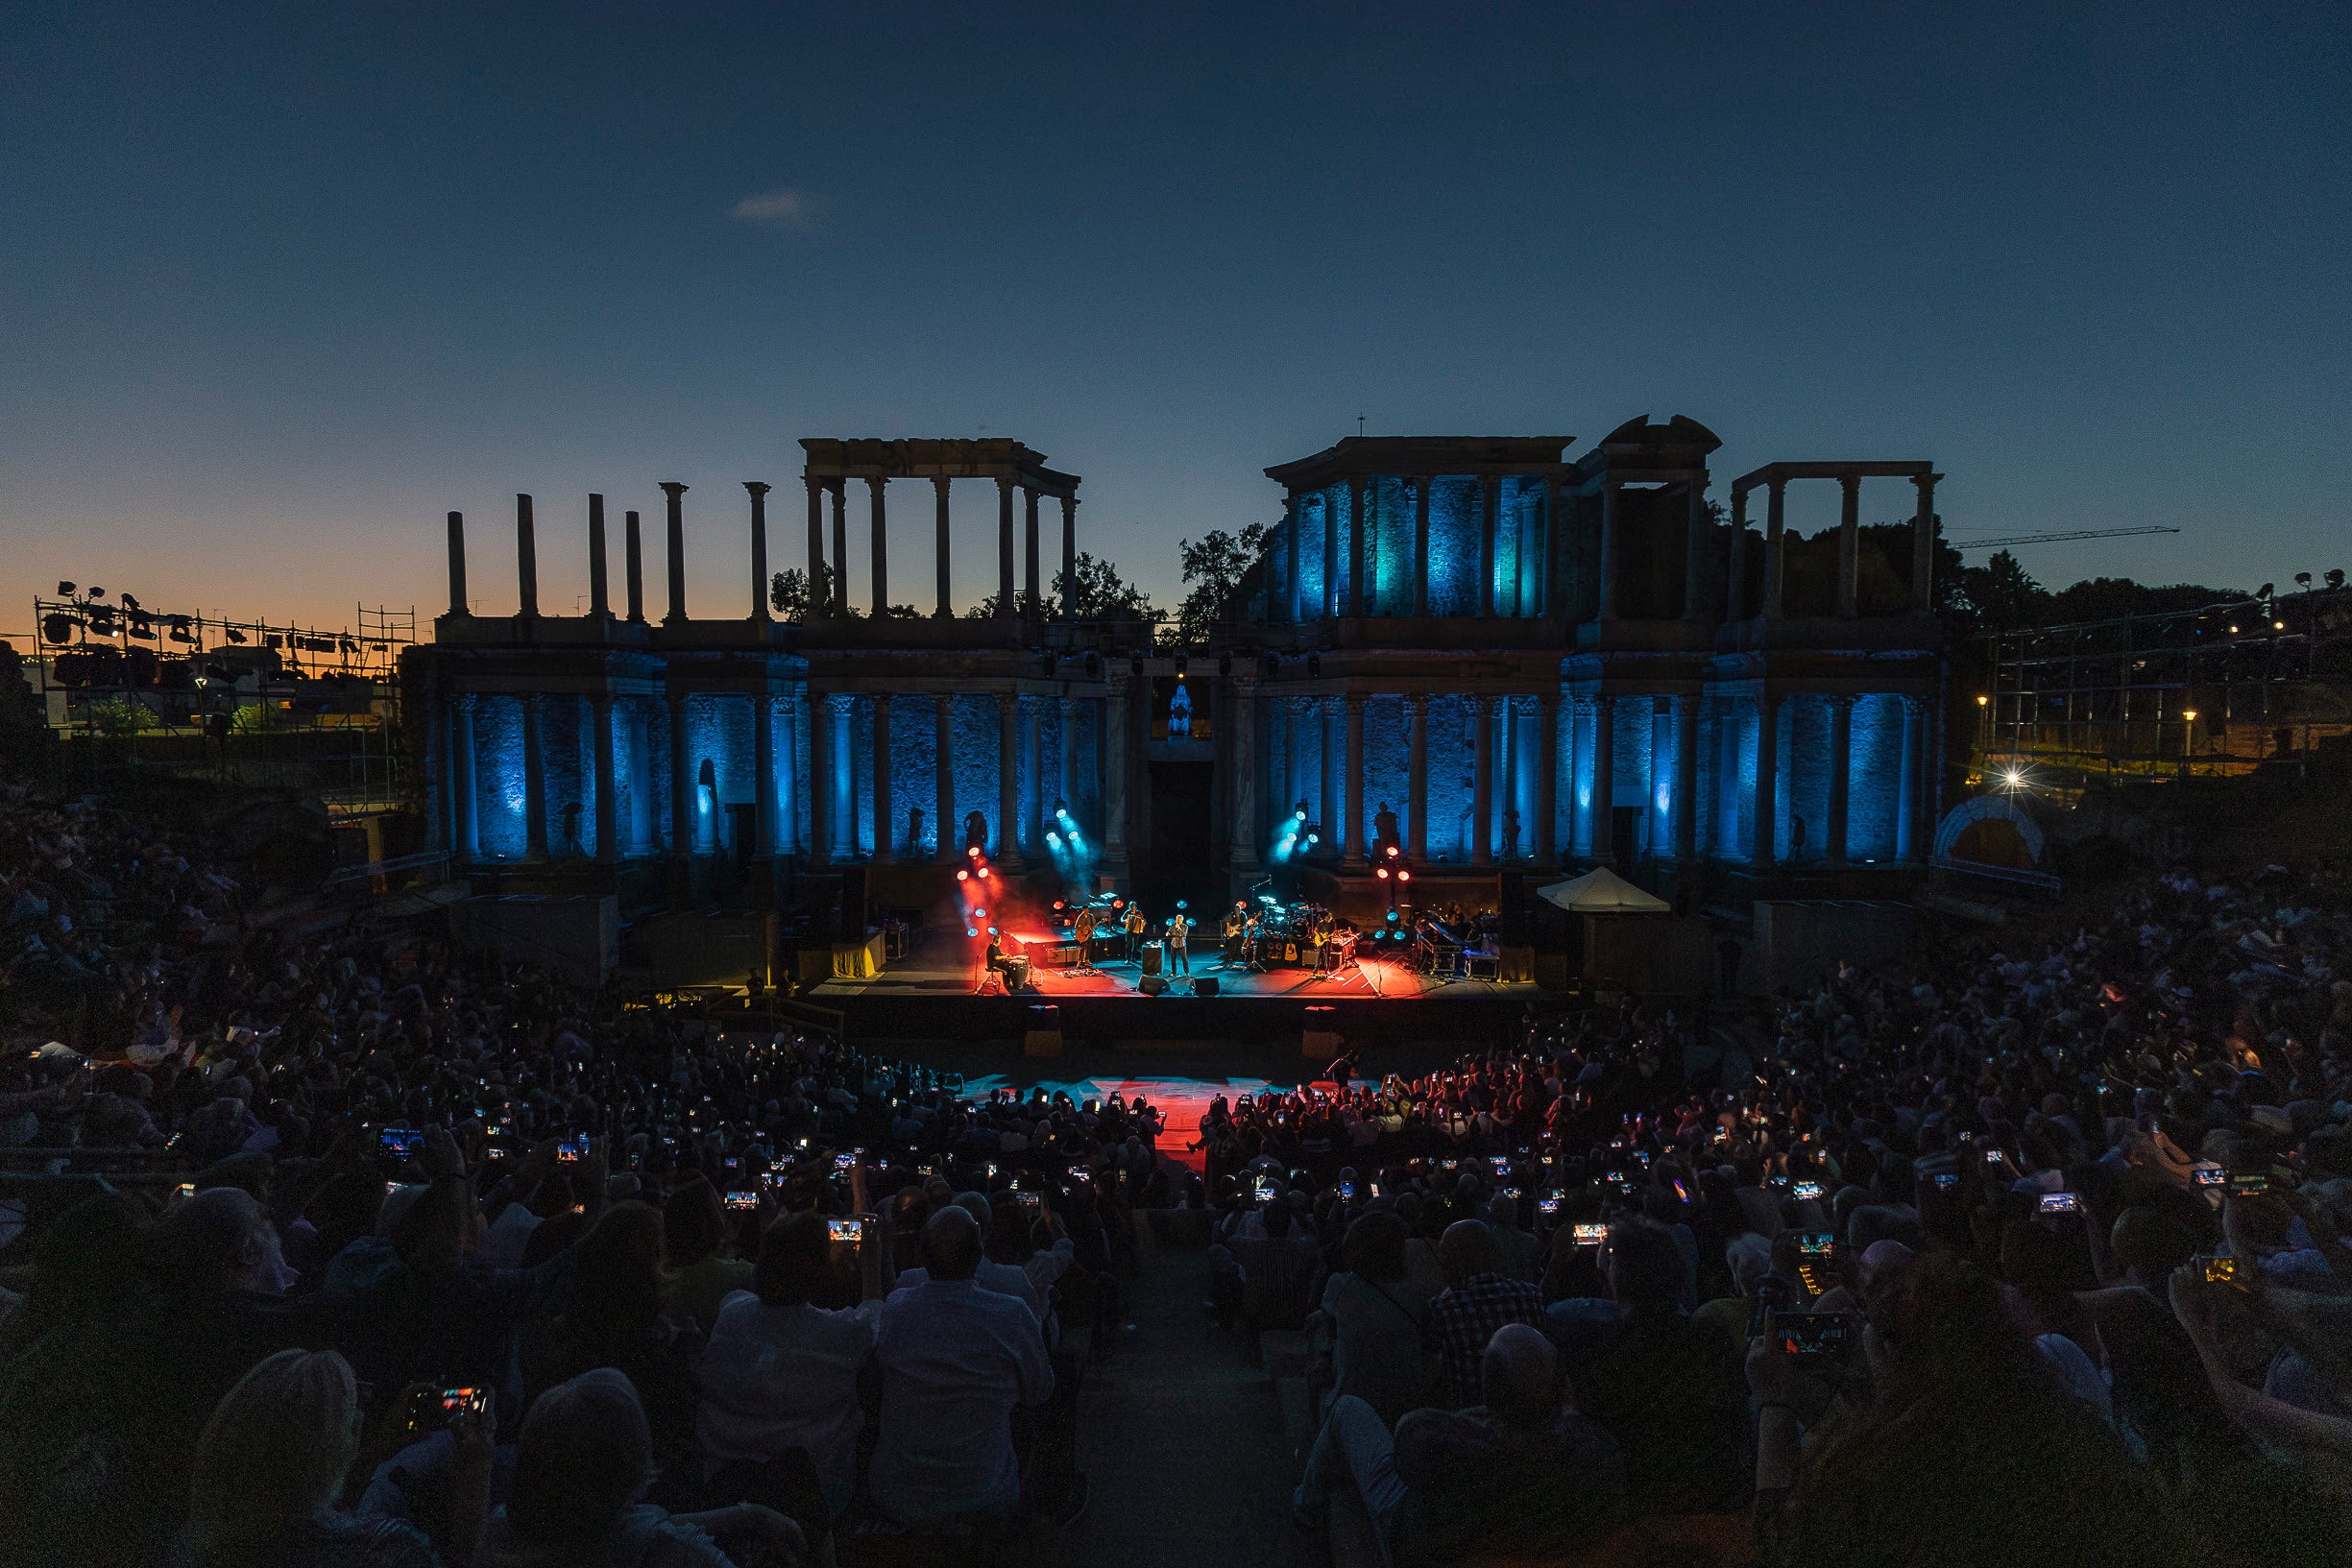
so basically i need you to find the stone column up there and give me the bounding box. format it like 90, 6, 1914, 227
752, 692, 777, 860
1752, 693, 1779, 867
1471, 695, 1494, 865
866, 476, 888, 616
808, 688, 832, 866
1228, 678, 1260, 870
995, 693, 1023, 867
1826, 694, 1854, 864
1673, 693, 1700, 862
667, 690, 691, 873
521, 695, 548, 860
1897, 695, 1924, 862
1347, 479, 1368, 617
1320, 696, 1340, 858
1597, 479, 1621, 619
1024, 489, 1041, 618
995, 478, 1015, 622
446, 511, 469, 615
660, 483, 689, 624
872, 694, 893, 863
1059, 495, 1079, 619
1764, 480, 1786, 620
934, 695, 955, 860
516, 494, 539, 619
1022, 696, 1043, 854
1412, 478, 1432, 617
1588, 693, 1615, 865
1685, 477, 1710, 619
1405, 694, 1428, 861
1281, 699, 1302, 822
742, 482, 771, 621
805, 478, 825, 621
452, 694, 479, 857
1056, 697, 1079, 815
1342, 694, 1366, 858
588, 495, 611, 617
1649, 701, 1672, 859
593, 694, 618, 863
1285, 494, 1303, 623
1837, 474, 1860, 618
1103, 677, 1129, 870
1321, 491, 1339, 620
624, 511, 645, 622
1497, 696, 1516, 855
830, 482, 848, 617
1911, 473, 1939, 615
1479, 474, 1499, 617
1725, 489, 1748, 621
1536, 692, 1560, 867
934, 477, 954, 619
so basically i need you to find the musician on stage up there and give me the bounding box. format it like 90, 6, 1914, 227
1071, 902, 1101, 972
983, 931, 1018, 991
1121, 901, 1149, 963
1239, 909, 1263, 971
1309, 905, 1337, 977
1219, 903, 1246, 968
1164, 909, 1193, 976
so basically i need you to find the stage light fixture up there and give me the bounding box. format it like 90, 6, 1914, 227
1385, 844, 1399, 858
967, 846, 980, 857
978, 866, 991, 879
1376, 866, 1390, 879
1046, 832, 1062, 847
56, 581, 75, 597
120, 593, 140, 612
87, 588, 103, 599
1306, 832, 1319, 845
987, 926, 1000, 936
1397, 870, 1411, 883
974, 907, 986, 919
957, 869, 970, 881
966, 927, 978, 937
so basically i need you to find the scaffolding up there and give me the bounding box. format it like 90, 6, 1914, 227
25, 593, 417, 816
1976, 585, 2352, 791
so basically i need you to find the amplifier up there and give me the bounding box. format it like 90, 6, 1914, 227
1139, 975, 1168, 996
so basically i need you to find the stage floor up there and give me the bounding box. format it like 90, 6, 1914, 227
812, 939, 1540, 1004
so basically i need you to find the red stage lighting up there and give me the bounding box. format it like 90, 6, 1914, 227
978, 867, 991, 879
1397, 869, 1412, 882
968, 846, 980, 857
1385, 844, 1399, 858
1375, 866, 1390, 880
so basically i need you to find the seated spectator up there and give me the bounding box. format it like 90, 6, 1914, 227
1209, 1190, 1322, 1332
869, 1207, 1056, 1529
182, 1348, 469, 1568
1295, 1322, 1626, 1566
1423, 1220, 1544, 1409
660, 1180, 753, 1335
1317, 1211, 1440, 1425
698, 1210, 891, 1523
894, 1193, 1048, 1327
494, 1368, 800, 1568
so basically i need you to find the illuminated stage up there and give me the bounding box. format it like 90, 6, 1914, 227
805, 930, 1564, 1048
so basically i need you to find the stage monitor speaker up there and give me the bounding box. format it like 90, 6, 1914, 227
1497, 872, 1528, 946
1141, 944, 1163, 977
1194, 976, 1220, 998
1139, 975, 1167, 996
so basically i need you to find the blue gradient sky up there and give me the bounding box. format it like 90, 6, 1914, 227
5, 2, 2346, 637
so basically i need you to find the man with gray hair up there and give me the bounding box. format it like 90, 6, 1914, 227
1422, 1219, 1545, 1408
1294, 1322, 1626, 1563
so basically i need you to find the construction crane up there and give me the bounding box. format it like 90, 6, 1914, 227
1952, 526, 2181, 550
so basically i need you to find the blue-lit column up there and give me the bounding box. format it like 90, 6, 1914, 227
453, 694, 479, 860
996, 692, 1024, 867
1479, 475, 1499, 618
1897, 696, 1925, 862
1347, 479, 1368, 617
934, 696, 955, 861
808, 688, 832, 865
1282, 698, 1304, 820
1022, 697, 1043, 853
1321, 696, 1340, 861
1471, 695, 1494, 865
1405, 694, 1428, 862
593, 694, 618, 864
522, 695, 549, 861
1536, 692, 1559, 867
873, 694, 894, 863
1342, 695, 1365, 858
1103, 677, 1130, 875
1826, 693, 1854, 865
1752, 693, 1779, 867
1588, 693, 1615, 865
667, 691, 691, 877
1056, 696, 1078, 817
752, 691, 777, 863
1673, 693, 1699, 863
1284, 494, 1302, 623
1649, 700, 1672, 860
1411, 479, 1432, 617
1321, 491, 1339, 620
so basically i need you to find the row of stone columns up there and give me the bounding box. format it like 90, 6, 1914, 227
1276, 477, 1557, 623
1731, 473, 1941, 621
799, 476, 1079, 620
1701, 690, 1932, 867
450, 486, 786, 624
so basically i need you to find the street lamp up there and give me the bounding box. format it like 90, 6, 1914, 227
2181, 709, 2198, 781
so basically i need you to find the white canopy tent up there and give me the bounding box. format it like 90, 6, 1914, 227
1535, 866, 1671, 914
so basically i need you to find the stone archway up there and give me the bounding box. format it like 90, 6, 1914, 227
1931, 792, 2047, 871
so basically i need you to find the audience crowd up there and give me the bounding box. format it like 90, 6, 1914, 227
4, 768, 2352, 1566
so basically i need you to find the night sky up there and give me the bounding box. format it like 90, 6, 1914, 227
5, 2, 2345, 639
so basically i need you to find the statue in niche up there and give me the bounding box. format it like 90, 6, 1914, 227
1502, 808, 1519, 861
1373, 800, 1399, 854
562, 801, 582, 850
908, 806, 925, 858
1168, 683, 1193, 737
1789, 815, 1807, 856
963, 809, 989, 854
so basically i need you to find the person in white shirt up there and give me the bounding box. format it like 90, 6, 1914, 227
696, 1209, 892, 1521
870, 1208, 1056, 1529
894, 1192, 1051, 1331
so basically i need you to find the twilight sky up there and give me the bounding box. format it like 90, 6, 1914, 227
4, 1, 2346, 639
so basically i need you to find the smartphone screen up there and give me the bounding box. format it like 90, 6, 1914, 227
725, 1191, 760, 1212
2039, 1192, 2083, 1214
1792, 1180, 1823, 1201
1573, 1222, 1608, 1246
1768, 1310, 1855, 1362
828, 1218, 863, 1242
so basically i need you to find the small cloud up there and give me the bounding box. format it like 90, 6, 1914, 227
731, 187, 815, 228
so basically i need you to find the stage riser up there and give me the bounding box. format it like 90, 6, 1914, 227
828, 992, 1536, 1048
